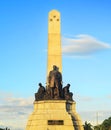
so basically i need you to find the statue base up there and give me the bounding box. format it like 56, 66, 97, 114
25, 100, 83, 130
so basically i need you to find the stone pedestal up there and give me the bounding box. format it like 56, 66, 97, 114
26, 100, 83, 130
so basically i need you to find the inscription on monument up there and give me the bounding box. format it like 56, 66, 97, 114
48, 120, 64, 125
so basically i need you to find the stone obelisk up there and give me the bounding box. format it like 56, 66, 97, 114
47, 10, 62, 75
25, 10, 84, 130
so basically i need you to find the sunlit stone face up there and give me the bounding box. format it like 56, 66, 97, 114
47, 10, 62, 76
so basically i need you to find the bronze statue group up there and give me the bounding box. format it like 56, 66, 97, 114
35, 65, 73, 101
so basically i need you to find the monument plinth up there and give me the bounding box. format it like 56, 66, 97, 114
25, 10, 84, 130
26, 100, 83, 130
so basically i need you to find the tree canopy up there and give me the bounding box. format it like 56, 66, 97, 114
94, 116, 111, 130
0, 128, 4, 130
84, 121, 93, 130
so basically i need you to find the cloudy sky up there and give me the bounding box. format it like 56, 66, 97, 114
0, 0, 111, 130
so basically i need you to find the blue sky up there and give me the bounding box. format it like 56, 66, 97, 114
0, 0, 111, 130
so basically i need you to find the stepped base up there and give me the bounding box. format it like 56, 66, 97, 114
26, 100, 83, 130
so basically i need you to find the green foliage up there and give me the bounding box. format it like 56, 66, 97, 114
101, 117, 111, 130
0, 127, 10, 130
94, 116, 111, 130
0, 128, 4, 130
84, 121, 93, 130
94, 125, 101, 130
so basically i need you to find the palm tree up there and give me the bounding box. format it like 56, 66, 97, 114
84, 121, 93, 130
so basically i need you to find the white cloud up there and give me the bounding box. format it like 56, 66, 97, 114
0, 92, 33, 130
62, 34, 111, 56
79, 110, 111, 125
107, 94, 111, 99
74, 94, 94, 102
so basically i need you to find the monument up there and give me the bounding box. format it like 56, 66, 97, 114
25, 10, 84, 130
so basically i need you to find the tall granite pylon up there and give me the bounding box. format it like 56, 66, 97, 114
47, 10, 62, 75
25, 10, 84, 130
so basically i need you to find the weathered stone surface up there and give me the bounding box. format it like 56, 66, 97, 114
25, 100, 84, 130
47, 10, 62, 76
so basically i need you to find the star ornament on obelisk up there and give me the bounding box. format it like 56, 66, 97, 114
47, 10, 62, 75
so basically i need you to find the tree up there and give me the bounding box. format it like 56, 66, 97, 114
94, 125, 102, 130
0, 127, 10, 130
101, 117, 111, 130
0, 128, 4, 130
84, 121, 93, 130
94, 116, 111, 130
